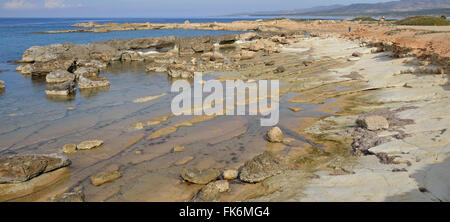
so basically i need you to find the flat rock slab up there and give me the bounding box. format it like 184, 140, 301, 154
369, 139, 419, 155
239, 151, 286, 183
77, 140, 103, 150
0, 154, 71, 183
181, 168, 220, 185
91, 171, 121, 186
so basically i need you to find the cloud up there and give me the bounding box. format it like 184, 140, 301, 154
44, 0, 83, 9
3, 0, 36, 9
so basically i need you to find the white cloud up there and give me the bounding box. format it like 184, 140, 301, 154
44, 0, 67, 9
3, 0, 36, 9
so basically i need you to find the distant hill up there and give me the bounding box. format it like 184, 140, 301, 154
235, 0, 450, 17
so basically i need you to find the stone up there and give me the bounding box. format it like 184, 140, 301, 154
91, 171, 121, 186
239, 151, 285, 183
288, 106, 303, 112
0, 80, 4, 90
167, 64, 194, 78
223, 169, 238, 180
73, 67, 99, 78
51, 187, 84, 202
352, 52, 363, 57
78, 74, 110, 89
195, 180, 230, 201
146, 65, 167, 73
357, 115, 390, 131
173, 145, 185, 152
16, 64, 33, 74
267, 127, 283, 143
62, 144, 77, 154
181, 168, 220, 185
77, 140, 103, 150
46, 70, 75, 83
45, 81, 76, 96
0, 154, 71, 183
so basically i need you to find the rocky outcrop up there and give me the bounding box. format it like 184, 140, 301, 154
0, 154, 71, 183
45, 81, 76, 96
239, 151, 286, 183
74, 67, 99, 78
181, 168, 220, 185
46, 70, 75, 83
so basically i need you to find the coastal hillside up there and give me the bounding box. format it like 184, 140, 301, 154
239, 0, 450, 16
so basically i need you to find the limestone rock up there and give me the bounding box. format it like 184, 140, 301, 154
46, 70, 75, 83
195, 180, 229, 201
0, 80, 4, 90
239, 151, 285, 183
201, 51, 224, 61
368, 139, 419, 155
240, 50, 256, 60
62, 144, 77, 154
267, 127, 283, 143
91, 171, 121, 186
78, 75, 110, 89
77, 140, 103, 150
74, 67, 99, 78
0, 154, 71, 183
45, 81, 76, 96
357, 115, 390, 131
146, 65, 167, 73
173, 145, 185, 152
167, 64, 193, 78
181, 168, 220, 185
223, 169, 238, 180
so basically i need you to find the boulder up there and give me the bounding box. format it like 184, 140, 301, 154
77, 140, 103, 150
78, 75, 110, 89
91, 171, 121, 186
31, 60, 74, 75
195, 180, 229, 201
267, 127, 283, 143
0, 154, 71, 183
46, 70, 75, 83
45, 81, 76, 96
16, 64, 32, 74
62, 144, 77, 154
74, 67, 99, 78
181, 168, 220, 185
239, 151, 285, 183
223, 169, 238, 180
357, 115, 389, 131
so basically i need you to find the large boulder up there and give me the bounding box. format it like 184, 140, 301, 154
239, 151, 285, 183
22, 43, 90, 63
45, 81, 76, 96
46, 70, 75, 83
357, 115, 390, 131
31, 60, 74, 75
0, 154, 71, 183
181, 168, 220, 185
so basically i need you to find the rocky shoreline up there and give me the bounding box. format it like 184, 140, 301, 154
3, 20, 449, 202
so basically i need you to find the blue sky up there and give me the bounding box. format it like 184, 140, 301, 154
0, 0, 394, 17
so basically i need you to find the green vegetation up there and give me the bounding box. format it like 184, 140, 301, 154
441, 14, 447, 20
351, 16, 378, 21
395, 16, 450, 26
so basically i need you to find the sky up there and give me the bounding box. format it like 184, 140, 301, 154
0, 0, 395, 17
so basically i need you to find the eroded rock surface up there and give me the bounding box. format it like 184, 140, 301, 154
181, 168, 220, 185
239, 151, 286, 183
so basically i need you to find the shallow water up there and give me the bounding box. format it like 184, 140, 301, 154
0, 18, 340, 201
